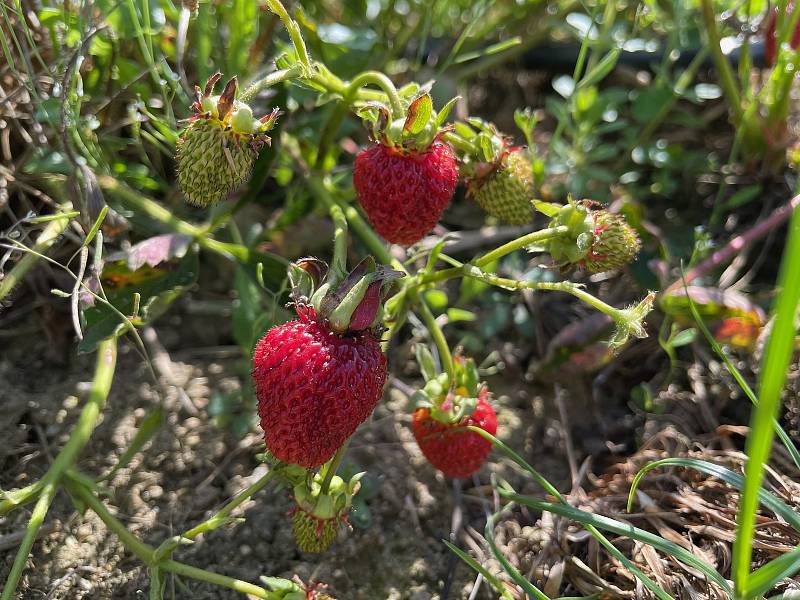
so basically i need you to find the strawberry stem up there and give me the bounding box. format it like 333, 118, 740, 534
180, 470, 277, 542
415, 291, 455, 383
329, 204, 349, 284
1, 337, 117, 600
473, 225, 569, 267
263, 0, 312, 69
346, 71, 405, 118
239, 63, 305, 102
319, 439, 350, 496
65, 474, 275, 598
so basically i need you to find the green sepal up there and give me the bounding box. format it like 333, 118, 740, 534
415, 344, 438, 382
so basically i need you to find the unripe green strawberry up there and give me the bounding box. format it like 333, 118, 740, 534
547, 200, 640, 273
467, 148, 534, 224
176, 73, 279, 207
289, 472, 363, 553
583, 209, 641, 273
291, 507, 342, 553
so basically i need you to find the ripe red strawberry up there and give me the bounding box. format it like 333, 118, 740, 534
253, 257, 400, 468
412, 391, 497, 479
352, 92, 460, 246
354, 140, 457, 245
253, 305, 386, 468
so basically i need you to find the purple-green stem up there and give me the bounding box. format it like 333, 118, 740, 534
1, 337, 117, 600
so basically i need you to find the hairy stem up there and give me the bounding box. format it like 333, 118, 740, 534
263, 0, 311, 68
181, 470, 276, 541
240, 63, 305, 102
319, 440, 350, 496
473, 226, 568, 267
66, 476, 272, 598
345, 71, 404, 118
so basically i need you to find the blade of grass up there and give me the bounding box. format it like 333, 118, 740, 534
442, 540, 514, 600
744, 546, 800, 598
501, 492, 734, 596
681, 278, 800, 470
471, 428, 674, 600
626, 457, 800, 532
732, 205, 800, 597
485, 509, 549, 600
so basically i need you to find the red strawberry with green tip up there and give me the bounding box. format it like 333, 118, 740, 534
409, 350, 497, 479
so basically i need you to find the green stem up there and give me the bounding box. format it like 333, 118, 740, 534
66, 476, 272, 598
319, 441, 349, 496
699, 0, 743, 125
0, 481, 44, 516
345, 71, 404, 117
308, 176, 394, 266
98, 176, 288, 272
473, 226, 568, 267
181, 470, 276, 541
329, 204, 349, 282
161, 560, 270, 598
263, 0, 311, 69
1, 337, 117, 600
415, 291, 455, 382
240, 64, 305, 102
0, 204, 73, 301
0, 483, 57, 600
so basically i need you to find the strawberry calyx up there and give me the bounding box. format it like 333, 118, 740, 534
292, 471, 362, 523
357, 91, 458, 154
289, 256, 402, 336
411, 348, 484, 425
189, 72, 280, 143
454, 118, 512, 178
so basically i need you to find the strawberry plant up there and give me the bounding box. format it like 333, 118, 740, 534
4, 0, 800, 598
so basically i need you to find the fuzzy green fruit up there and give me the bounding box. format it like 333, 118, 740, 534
467, 149, 534, 224
175, 73, 279, 207
581, 209, 641, 273
291, 507, 341, 553
176, 119, 260, 207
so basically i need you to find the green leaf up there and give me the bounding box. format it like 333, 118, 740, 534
745, 546, 800, 597
446, 308, 476, 323
669, 328, 697, 348
626, 457, 800, 532
736, 207, 800, 594
404, 94, 432, 135
578, 48, 621, 89
423, 289, 448, 313
415, 344, 438, 381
